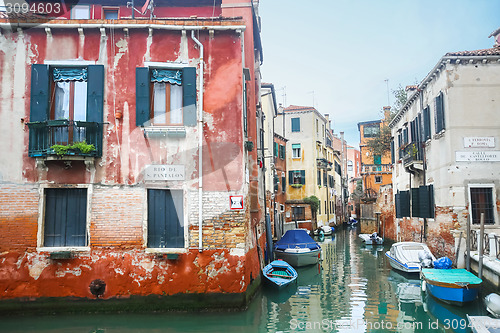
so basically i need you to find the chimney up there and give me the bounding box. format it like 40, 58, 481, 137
382, 106, 391, 121
489, 27, 500, 47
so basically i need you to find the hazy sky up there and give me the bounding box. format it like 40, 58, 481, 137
259, 0, 500, 147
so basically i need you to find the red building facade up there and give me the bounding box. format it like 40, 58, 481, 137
0, 0, 264, 309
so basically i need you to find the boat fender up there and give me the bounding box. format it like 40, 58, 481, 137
421, 280, 426, 292
485, 293, 500, 318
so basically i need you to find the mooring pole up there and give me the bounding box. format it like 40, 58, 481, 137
478, 213, 485, 279
466, 213, 471, 271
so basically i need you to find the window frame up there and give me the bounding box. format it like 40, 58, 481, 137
102, 7, 119, 19
468, 184, 497, 226
363, 124, 380, 138
292, 143, 301, 159
71, 5, 90, 19
37, 184, 92, 252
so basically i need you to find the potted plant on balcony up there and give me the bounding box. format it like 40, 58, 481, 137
50, 141, 96, 157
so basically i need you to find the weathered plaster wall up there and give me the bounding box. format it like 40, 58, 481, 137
0, 17, 262, 303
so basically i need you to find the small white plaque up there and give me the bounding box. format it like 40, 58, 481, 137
463, 137, 495, 148
456, 151, 500, 162
144, 165, 185, 181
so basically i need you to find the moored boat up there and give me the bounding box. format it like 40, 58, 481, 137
274, 229, 322, 267
263, 260, 298, 289
385, 242, 435, 273
421, 268, 482, 305
359, 232, 383, 245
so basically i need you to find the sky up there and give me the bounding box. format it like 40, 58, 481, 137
258, 0, 500, 147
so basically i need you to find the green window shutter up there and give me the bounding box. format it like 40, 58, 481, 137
435, 92, 445, 133
411, 187, 420, 217
390, 140, 395, 164
30, 64, 50, 122
274, 142, 278, 157
419, 185, 435, 218
300, 170, 306, 185
183, 67, 197, 127
374, 155, 381, 165
282, 176, 286, 192
400, 190, 410, 217
135, 67, 150, 127
395, 193, 401, 218
289, 171, 293, 185
86, 65, 104, 157
291, 118, 300, 132
423, 107, 431, 140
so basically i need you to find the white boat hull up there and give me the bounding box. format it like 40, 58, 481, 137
359, 234, 383, 245
385, 251, 421, 273
274, 248, 321, 267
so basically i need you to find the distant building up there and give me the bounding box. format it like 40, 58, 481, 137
346, 145, 361, 218
275, 105, 341, 229
389, 32, 500, 263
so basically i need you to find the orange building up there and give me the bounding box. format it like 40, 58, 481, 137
357, 107, 392, 200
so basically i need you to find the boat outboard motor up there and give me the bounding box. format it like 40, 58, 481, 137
370, 232, 378, 241
418, 251, 433, 268
485, 293, 500, 318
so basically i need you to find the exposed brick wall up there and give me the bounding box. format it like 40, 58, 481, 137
90, 186, 143, 247
0, 184, 39, 251
189, 210, 247, 249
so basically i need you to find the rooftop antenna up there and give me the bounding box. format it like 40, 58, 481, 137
384, 79, 390, 106
307, 91, 315, 108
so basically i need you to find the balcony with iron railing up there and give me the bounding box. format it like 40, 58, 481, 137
401, 142, 423, 172
28, 120, 102, 158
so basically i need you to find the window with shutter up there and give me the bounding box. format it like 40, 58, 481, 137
147, 189, 185, 248
435, 92, 445, 134
136, 66, 196, 127
28, 64, 103, 157
423, 106, 431, 140
291, 117, 300, 132
399, 190, 410, 217
411, 187, 420, 217
469, 186, 494, 225
44, 188, 88, 247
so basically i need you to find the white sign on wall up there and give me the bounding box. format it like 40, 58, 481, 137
144, 165, 185, 181
463, 137, 495, 148
456, 151, 500, 162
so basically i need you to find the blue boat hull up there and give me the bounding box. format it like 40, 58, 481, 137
263, 260, 298, 289
425, 281, 480, 304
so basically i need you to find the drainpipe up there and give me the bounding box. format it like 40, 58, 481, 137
191, 30, 204, 252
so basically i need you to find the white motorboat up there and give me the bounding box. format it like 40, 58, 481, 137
274, 229, 322, 267
359, 232, 383, 245
385, 242, 435, 273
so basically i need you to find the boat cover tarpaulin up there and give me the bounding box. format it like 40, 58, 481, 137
422, 268, 482, 285
275, 230, 321, 251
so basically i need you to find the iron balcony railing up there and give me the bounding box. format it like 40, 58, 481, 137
401, 142, 423, 167
28, 120, 102, 158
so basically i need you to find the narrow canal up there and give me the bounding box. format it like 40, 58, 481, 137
1, 227, 491, 333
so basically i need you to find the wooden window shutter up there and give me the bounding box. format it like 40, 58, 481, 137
135, 67, 150, 126
86, 65, 104, 156
30, 64, 50, 122
400, 190, 410, 217
411, 187, 420, 217
182, 67, 197, 127
300, 170, 306, 185
395, 192, 401, 218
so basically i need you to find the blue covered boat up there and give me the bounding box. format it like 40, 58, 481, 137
421, 268, 482, 305
263, 260, 298, 289
274, 229, 322, 267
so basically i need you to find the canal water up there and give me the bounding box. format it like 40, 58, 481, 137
1, 227, 492, 333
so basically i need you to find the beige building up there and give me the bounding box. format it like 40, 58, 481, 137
389, 31, 500, 283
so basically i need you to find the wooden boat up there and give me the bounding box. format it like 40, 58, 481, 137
274, 229, 322, 267
385, 242, 435, 273
359, 232, 383, 245
421, 268, 482, 305
263, 260, 298, 289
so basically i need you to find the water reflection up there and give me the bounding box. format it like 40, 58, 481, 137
0, 228, 491, 333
